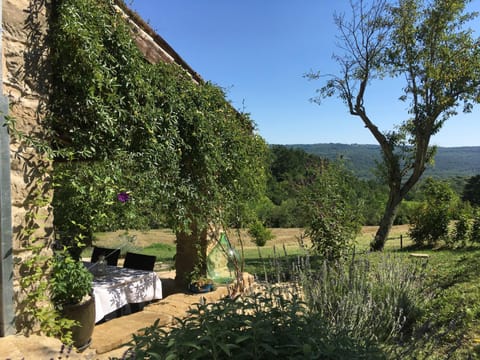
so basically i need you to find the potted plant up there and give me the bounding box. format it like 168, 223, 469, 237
188, 275, 215, 293
50, 250, 95, 351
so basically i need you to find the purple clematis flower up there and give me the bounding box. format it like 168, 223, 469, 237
117, 191, 130, 203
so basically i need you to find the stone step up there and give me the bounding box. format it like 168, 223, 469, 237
91, 310, 172, 354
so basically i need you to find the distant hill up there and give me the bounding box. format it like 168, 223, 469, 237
285, 143, 480, 179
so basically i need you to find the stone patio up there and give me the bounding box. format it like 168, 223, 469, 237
0, 271, 250, 359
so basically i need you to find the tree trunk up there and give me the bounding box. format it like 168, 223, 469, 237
175, 222, 207, 287
370, 191, 402, 251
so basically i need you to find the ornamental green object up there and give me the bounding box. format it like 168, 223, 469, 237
206, 233, 238, 284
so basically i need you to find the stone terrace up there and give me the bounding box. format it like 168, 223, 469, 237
0, 271, 247, 359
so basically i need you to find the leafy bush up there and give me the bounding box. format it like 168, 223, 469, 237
50, 251, 93, 309
300, 162, 363, 259
450, 213, 471, 248
409, 203, 450, 247
470, 209, 480, 244
120, 289, 385, 360
248, 220, 274, 247
264, 199, 303, 228
298, 253, 427, 346
408, 178, 457, 247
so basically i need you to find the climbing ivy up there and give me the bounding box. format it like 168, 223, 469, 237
8, 0, 267, 342
49, 0, 268, 262
9, 0, 267, 341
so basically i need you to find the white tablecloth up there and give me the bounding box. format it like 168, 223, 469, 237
84, 262, 163, 323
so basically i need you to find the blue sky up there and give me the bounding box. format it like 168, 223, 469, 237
128, 0, 480, 147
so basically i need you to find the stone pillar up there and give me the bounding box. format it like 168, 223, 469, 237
0, 0, 15, 333
3, 0, 53, 333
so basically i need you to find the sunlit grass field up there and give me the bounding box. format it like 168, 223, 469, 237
92, 224, 413, 263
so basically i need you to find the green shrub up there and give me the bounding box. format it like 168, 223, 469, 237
408, 178, 456, 247
470, 210, 480, 244
298, 253, 427, 346
248, 220, 274, 247
120, 289, 386, 359
300, 162, 362, 259
409, 203, 450, 247
450, 213, 471, 248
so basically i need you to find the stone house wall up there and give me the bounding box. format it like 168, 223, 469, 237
4, 0, 53, 243
3, 0, 53, 332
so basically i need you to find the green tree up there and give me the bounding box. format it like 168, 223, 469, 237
263, 146, 327, 227
309, 0, 480, 250
408, 178, 457, 247
355, 179, 388, 226
300, 162, 363, 259
267, 145, 325, 206
462, 174, 480, 206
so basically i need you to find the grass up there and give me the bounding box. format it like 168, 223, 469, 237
92, 225, 411, 256
142, 243, 176, 262
411, 247, 480, 358
90, 225, 411, 269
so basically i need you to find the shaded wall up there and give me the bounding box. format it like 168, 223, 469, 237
3, 0, 53, 331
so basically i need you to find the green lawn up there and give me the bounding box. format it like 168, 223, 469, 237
415, 247, 480, 358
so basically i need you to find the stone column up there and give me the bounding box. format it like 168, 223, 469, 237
0, 0, 15, 333
3, 0, 53, 333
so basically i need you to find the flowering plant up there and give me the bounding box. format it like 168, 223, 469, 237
190, 276, 213, 288
188, 276, 214, 293
117, 191, 130, 203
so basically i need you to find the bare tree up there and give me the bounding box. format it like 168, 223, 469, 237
309, 0, 480, 250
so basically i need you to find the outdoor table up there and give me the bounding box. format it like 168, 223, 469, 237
83, 262, 163, 323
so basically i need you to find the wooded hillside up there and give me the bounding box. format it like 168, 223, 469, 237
286, 144, 480, 179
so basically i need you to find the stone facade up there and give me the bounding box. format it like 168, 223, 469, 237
4, 0, 53, 244
3, 0, 53, 332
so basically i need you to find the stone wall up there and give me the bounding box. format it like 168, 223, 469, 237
3, 0, 53, 332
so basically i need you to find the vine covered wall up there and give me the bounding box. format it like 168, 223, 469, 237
49, 0, 268, 284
